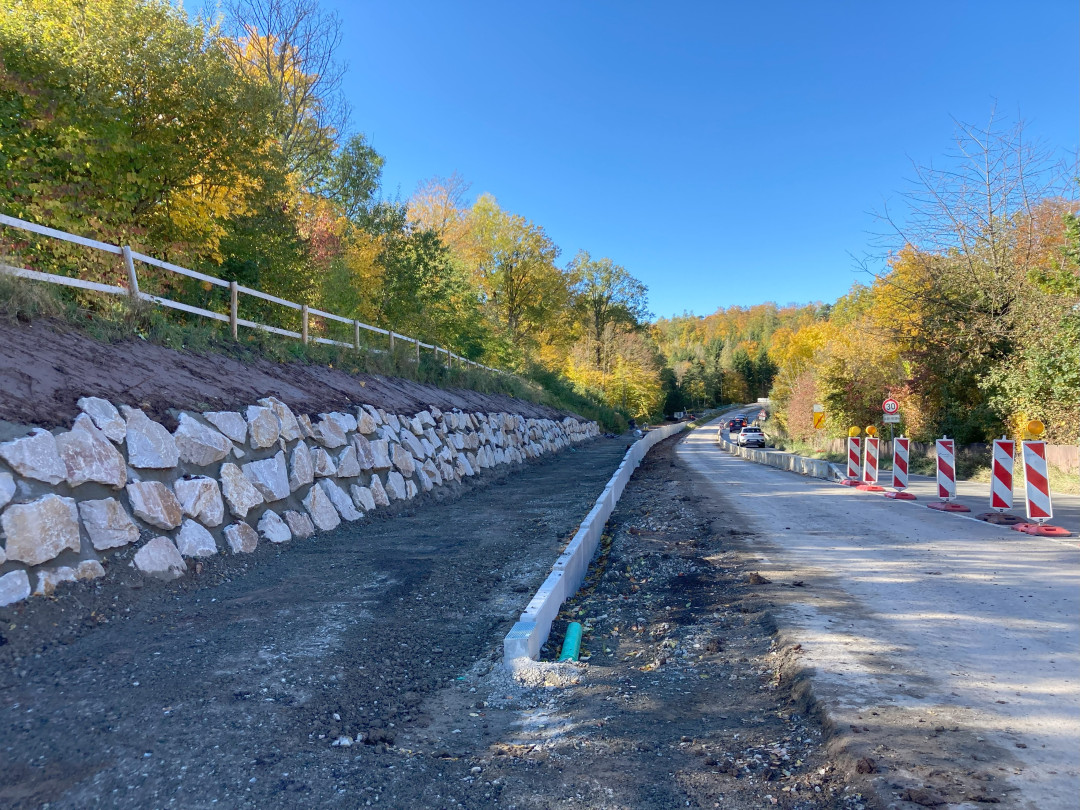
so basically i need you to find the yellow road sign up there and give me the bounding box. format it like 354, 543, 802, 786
813, 411, 825, 429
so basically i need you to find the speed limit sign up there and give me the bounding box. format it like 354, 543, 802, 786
882, 398, 899, 415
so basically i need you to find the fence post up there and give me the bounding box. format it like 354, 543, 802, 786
301, 304, 309, 345
353, 320, 360, 350
415, 338, 420, 364
389, 330, 395, 353
121, 246, 139, 298
229, 281, 238, 340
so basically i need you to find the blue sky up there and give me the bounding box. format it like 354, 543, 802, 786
327, 1, 1079, 319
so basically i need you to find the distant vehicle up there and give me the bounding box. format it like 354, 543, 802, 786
726, 419, 740, 433
737, 426, 766, 447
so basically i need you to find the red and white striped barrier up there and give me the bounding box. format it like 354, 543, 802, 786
990, 439, 1014, 511
841, 436, 861, 485
884, 436, 916, 500
927, 436, 970, 512
857, 437, 884, 491
1010, 440, 1071, 537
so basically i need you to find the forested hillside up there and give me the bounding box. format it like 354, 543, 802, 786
1, 1, 1076, 439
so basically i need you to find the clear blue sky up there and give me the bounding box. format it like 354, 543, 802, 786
327, 0, 1079, 319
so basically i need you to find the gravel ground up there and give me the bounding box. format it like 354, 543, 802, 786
0, 431, 868, 809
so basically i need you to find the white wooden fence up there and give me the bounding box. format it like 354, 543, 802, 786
0, 212, 497, 373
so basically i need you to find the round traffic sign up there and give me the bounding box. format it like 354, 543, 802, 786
882, 398, 899, 414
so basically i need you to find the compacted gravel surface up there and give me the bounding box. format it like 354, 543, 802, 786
0, 431, 867, 809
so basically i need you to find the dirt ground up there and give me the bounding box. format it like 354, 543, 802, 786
0, 432, 870, 809
0, 318, 563, 430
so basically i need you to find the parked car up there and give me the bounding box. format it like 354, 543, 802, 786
737, 426, 766, 447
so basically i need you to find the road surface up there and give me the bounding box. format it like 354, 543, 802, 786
681, 415, 1080, 809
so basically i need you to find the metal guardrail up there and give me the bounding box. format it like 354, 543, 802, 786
0, 212, 498, 373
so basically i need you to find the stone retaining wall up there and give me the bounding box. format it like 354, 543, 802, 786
0, 396, 598, 606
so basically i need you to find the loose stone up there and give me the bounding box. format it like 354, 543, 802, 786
77, 396, 126, 442
135, 536, 187, 579
203, 411, 248, 443
173, 476, 225, 527
34, 566, 78, 596
56, 414, 127, 488
1, 494, 81, 565
75, 559, 105, 581
257, 510, 292, 543
175, 519, 218, 557
173, 413, 233, 466
223, 521, 259, 553
78, 498, 140, 550
220, 462, 265, 519
0, 428, 67, 484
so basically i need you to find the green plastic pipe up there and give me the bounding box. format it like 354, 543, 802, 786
558, 621, 583, 662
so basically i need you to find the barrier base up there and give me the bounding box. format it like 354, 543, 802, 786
927, 501, 971, 513
975, 512, 1024, 526
856, 484, 884, 492
839, 478, 860, 487
1011, 522, 1073, 538
884, 491, 916, 500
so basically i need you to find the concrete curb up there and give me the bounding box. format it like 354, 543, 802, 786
502, 421, 689, 663
714, 429, 840, 481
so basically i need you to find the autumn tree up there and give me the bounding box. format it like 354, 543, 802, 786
568, 250, 650, 367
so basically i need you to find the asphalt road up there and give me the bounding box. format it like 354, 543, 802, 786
681, 414, 1080, 809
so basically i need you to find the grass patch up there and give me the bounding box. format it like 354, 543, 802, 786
0, 275, 629, 432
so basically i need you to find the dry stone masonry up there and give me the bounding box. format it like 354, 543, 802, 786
0, 397, 598, 606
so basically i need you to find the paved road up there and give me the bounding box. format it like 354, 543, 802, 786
680, 416, 1080, 810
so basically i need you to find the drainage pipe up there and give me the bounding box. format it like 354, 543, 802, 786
557, 622, 583, 662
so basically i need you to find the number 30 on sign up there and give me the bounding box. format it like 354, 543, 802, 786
882, 398, 899, 414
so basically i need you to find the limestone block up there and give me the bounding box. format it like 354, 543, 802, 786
289, 441, 315, 491
421, 458, 442, 487
224, 521, 259, 553
424, 428, 441, 448
417, 470, 433, 492
369, 440, 392, 470
75, 560, 105, 581
1, 494, 80, 565
34, 565, 77, 596
77, 396, 126, 442
378, 424, 399, 444
369, 475, 390, 507
257, 510, 292, 543
405, 479, 418, 499
437, 445, 454, 464
0, 428, 67, 484
417, 410, 436, 429
127, 481, 183, 530
450, 432, 465, 451
455, 453, 475, 477
0, 472, 16, 509
175, 519, 218, 557
311, 447, 337, 478
350, 484, 376, 512
173, 413, 232, 466
355, 410, 377, 435
467, 451, 478, 471
352, 435, 376, 471
384, 470, 407, 501
360, 404, 384, 426
296, 413, 315, 439
122, 407, 180, 469
407, 416, 424, 436
335, 446, 362, 478
134, 536, 187, 579
319, 479, 362, 521
400, 429, 426, 459
324, 411, 357, 434
391, 443, 416, 477
311, 417, 347, 449
242, 451, 290, 502
220, 462, 264, 519
283, 510, 315, 539
0, 570, 32, 606
246, 405, 280, 449
420, 438, 435, 458
203, 411, 248, 443
439, 460, 455, 481
257, 396, 301, 441
464, 432, 480, 451
303, 483, 341, 531
173, 476, 224, 527
78, 498, 139, 550
386, 413, 401, 432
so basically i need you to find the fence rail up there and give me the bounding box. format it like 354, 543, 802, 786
0, 212, 498, 373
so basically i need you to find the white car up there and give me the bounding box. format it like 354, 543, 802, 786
736, 426, 766, 447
